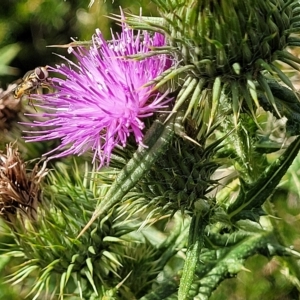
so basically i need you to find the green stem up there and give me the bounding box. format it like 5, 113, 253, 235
178, 213, 208, 300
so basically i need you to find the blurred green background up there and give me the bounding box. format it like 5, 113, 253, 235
0, 1, 300, 299
0, 0, 158, 87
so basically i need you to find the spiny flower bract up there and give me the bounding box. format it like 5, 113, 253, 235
24, 24, 171, 167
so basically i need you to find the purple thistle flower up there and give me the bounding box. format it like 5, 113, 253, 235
24, 22, 172, 167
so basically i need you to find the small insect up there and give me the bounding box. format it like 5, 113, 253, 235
14, 66, 51, 100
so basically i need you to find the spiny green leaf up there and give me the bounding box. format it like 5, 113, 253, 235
231, 81, 240, 128
183, 78, 206, 120
103, 251, 122, 267
7, 265, 39, 284
84, 268, 98, 295
86, 258, 94, 277
227, 135, 300, 220
194, 232, 271, 299
66, 263, 75, 285
276, 49, 300, 64
77, 112, 180, 238
242, 86, 255, 117
60, 272, 67, 298
31, 281, 46, 300
171, 77, 198, 116
270, 62, 295, 90
257, 73, 281, 117
146, 65, 195, 90
208, 76, 221, 130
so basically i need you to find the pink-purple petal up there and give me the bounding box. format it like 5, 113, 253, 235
24, 17, 172, 167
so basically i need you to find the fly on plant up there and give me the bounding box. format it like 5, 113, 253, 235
12, 66, 52, 110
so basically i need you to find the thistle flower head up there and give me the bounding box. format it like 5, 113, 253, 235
24, 21, 171, 167
152, 0, 297, 77
3, 162, 174, 299
126, 1, 300, 138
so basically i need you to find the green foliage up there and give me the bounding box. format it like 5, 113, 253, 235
1, 1, 300, 300
0, 0, 157, 86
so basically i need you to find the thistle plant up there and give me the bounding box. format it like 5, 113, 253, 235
1, 1, 300, 300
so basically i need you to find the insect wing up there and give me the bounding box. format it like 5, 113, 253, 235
22, 69, 36, 80
14, 80, 35, 99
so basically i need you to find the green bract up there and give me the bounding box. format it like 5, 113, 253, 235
127, 0, 300, 136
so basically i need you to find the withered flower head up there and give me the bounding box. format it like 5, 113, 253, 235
0, 144, 48, 225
